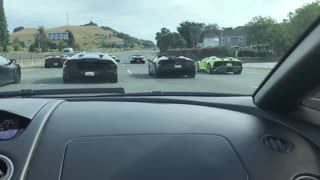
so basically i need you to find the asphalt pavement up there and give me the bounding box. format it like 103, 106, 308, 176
0, 51, 272, 95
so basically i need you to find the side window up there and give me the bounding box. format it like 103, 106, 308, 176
0, 56, 9, 65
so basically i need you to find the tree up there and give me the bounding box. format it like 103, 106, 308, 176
0, 0, 9, 52
246, 16, 277, 52
35, 26, 48, 49
82, 21, 98, 26
57, 41, 67, 51
201, 24, 220, 41
177, 21, 205, 48
156, 28, 171, 52
156, 28, 186, 52
268, 23, 293, 56
13, 26, 24, 33
288, 1, 320, 37
65, 30, 75, 47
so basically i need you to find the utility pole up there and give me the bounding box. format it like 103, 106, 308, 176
220, 30, 223, 46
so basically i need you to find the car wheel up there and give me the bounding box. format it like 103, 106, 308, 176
148, 65, 152, 75
63, 77, 71, 83
110, 74, 118, 83
187, 72, 196, 78
14, 68, 21, 83
45, 64, 49, 68
153, 64, 160, 78
234, 69, 242, 75
206, 64, 212, 74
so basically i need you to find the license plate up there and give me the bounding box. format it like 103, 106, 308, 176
226, 63, 232, 67
175, 64, 182, 69
85, 72, 95, 77
53, 62, 58, 66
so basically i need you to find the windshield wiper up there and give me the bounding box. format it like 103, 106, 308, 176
0, 88, 125, 98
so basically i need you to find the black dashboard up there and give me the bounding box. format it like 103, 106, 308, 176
0, 97, 319, 180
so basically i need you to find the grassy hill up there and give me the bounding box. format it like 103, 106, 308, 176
10, 25, 124, 50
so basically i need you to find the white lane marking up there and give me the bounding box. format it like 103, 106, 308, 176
249, 86, 258, 89
127, 69, 133, 74
22, 68, 37, 72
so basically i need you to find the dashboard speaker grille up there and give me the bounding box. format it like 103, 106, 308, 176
261, 136, 293, 153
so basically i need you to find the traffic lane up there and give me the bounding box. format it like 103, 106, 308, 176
112, 50, 157, 64
125, 63, 270, 93
0, 64, 269, 94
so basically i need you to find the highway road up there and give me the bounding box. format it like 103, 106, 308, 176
0, 51, 272, 95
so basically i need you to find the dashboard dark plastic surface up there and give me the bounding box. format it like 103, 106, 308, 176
0, 98, 319, 180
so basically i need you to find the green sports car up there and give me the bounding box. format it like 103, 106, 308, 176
196, 56, 242, 74
111, 55, 120, 63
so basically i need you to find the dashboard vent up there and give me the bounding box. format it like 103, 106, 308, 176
261, 136, 293, 153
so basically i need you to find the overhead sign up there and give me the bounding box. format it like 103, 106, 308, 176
47, 32, 69, 41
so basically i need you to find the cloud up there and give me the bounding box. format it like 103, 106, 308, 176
5, 0, 315, 40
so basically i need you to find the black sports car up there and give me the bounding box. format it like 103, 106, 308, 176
44, 55, 69, 68
148, 55, 196, 78
130, 55, 145, 64
63, 52, 118, 83
0, 55, 21, 85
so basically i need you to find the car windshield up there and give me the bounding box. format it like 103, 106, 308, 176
0, 0, 319, 95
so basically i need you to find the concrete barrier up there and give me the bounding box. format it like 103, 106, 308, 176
16, 59, 44, 68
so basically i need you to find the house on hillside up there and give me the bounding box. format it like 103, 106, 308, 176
220, 26, 248, 50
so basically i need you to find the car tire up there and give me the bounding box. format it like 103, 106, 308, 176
187, 72, 196, 78
206, 64, 212, 74
153, 64, 160, 78
14, 68, 21, 83
148, 65, 152, 75
63, 77, 71, 83
110, 74, 118, 83
234, 69, 242, 75
45, 64, 49, 68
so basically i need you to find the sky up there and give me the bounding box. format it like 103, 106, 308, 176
5, 0, 315, 41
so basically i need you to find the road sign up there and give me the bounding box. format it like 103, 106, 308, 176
47, 32, 69, 41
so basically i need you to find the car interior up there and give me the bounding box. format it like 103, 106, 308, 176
0, 18, 320, 180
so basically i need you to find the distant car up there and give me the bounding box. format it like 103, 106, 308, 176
63, 52, 118, 83
197, 56, 242, 74
63, 48, 74, 54
45, 55, 69, 68
130, 55, 145, 64
148, 55, 196, 78
0, 55, 21, 85
111, 55, 120, 63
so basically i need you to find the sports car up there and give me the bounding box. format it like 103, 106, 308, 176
0, 55, 21, 85
63, 52, 118, 83
130, 55, 145, 64
111, 55, 120, 63
148, 55, 196, 78
44, 55, 69, 68
197, 56, 242, 74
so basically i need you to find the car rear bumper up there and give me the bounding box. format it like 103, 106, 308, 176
157, 64, 195, 74
213, 66, 242, 73
64, 69, 117, 80
130, 59, 145, 63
